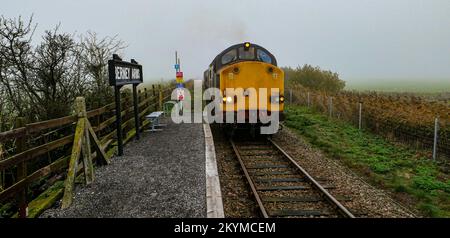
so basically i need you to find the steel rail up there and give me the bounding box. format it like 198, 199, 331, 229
268, 138, 355, 218
230, 136, 355, 218
229, 139, 269, 218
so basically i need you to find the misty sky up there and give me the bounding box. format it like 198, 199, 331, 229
2, 0, 450, 84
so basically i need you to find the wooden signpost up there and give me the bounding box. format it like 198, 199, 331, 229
108, 54, 143, 156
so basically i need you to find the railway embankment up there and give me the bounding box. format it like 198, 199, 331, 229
280, 105, 449, 217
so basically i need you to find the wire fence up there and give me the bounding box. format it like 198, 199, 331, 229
286, 87, 449, 160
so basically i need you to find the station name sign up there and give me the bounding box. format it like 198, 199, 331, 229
108, 56, 143, 86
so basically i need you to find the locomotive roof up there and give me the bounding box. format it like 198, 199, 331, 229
210, 42, 277, 71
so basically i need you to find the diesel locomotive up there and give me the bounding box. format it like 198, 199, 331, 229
203, 42, 284, 134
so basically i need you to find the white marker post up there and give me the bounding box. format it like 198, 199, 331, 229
433, 117, 439, 160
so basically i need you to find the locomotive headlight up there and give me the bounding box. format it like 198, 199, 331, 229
244, 42, 251, 50
223, 96, 233, 103
271, 95, 285, 104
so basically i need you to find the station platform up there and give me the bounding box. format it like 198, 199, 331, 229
41, 114, 220, 218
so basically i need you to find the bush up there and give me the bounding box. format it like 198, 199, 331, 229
283, 64, 345, 93
0, 16, 125, 128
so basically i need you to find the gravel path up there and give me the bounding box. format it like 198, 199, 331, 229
41, 117, 206, 218
272, 126, 417, 218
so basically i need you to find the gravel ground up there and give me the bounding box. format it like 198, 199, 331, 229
41, 116, 206, 218
272, 126, 417, 218
211, 125, 260, 217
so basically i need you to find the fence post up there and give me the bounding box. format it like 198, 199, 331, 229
433, 117, 439, 160
358, 102, 362, 130
307, 92, 310, 108
75, 97, 94, 185
159, 89, 163, 111
152, 84, 157, 111
158, 85, 163, 110
15, 117, 27, 218
289, 89, 292, 104
144, 88, 149, 117
328, 96, 333, 117
62, 97, 91, 208
144, 87, 148, 104
132, 84, 140, 140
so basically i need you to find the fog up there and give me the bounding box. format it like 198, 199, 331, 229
2, 0, 450, 85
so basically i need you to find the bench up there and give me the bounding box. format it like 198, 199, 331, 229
145, 111, 166, 132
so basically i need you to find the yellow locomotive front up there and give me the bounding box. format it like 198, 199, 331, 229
204, 42, 284, 133
219, 61, 284, 115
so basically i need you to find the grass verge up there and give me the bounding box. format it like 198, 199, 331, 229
284, 105, 450, 217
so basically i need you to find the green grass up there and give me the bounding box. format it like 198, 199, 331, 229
284, 105, 450, 217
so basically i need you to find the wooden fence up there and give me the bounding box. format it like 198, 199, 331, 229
0, 85, 173, 218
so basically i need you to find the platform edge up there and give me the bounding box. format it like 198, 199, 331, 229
204, 123, 225, 218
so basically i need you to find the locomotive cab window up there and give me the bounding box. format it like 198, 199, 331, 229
257, 49, 272, 64
238, 47, 255, 60
221, 49, 237, 64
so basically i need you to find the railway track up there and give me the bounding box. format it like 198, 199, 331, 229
230, 137, 355, 218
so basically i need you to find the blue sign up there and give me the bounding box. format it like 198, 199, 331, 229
174, 64, 180, 70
